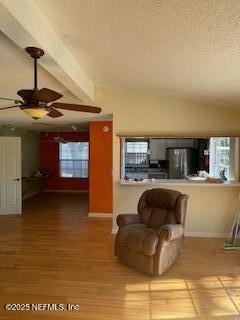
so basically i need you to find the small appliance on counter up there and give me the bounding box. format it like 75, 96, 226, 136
149, 160, 168, 168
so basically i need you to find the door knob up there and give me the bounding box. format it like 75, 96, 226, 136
14, 178, 20, 181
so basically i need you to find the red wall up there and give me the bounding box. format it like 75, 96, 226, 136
40, 132, 89, 190
89, 121, 113, 213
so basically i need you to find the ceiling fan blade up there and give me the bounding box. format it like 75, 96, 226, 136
33, 88, 63, 103
0, 105, 19, 110
47, 108, 63, 118
17, 89, 36, 101
52, 103, 101, 114
0, 97, 22, 103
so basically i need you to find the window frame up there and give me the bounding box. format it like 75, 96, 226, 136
59, 141, 89, 179
125, 139, 149, 167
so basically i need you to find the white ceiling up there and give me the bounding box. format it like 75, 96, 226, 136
34, 0, 240, 108
0, 32, 110, 131
2, 0, 240, 132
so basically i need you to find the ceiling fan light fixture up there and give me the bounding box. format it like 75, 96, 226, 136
23, 107, 48, 119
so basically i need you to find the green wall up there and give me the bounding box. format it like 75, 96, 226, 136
0, 126, 40, 198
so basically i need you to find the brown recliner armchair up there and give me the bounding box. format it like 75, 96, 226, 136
115, 188, 189, 275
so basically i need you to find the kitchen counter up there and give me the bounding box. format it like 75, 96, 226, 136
125, 168, 166, 173
119, 179, 240, 187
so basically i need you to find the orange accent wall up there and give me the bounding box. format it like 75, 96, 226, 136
89, 121, 113, 213
40, 132, 89, 190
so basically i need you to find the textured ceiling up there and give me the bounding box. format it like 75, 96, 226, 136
35, 0, 240, 108
0, 33, 109, 131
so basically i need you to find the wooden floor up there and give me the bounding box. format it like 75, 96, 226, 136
0, 193, 240, 319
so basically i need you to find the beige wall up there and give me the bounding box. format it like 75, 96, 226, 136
95, 87, 240, 236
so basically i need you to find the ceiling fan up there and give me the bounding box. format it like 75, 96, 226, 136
0, 47, 101, 120
53, 134, 68, 144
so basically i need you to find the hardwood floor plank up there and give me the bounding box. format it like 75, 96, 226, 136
0, 192, 240, 319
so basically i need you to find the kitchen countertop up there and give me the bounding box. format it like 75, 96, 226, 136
119, 179, 240, 187
125, 168, 166, 172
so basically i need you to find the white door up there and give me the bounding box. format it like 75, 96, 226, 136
0, 137, 22, 214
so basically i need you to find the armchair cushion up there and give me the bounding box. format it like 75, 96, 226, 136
115, 223, 146, 247
126, 227, 159, 256
116, 223, 158, 256
116, 214, 141, 228
158, 224, 184, 241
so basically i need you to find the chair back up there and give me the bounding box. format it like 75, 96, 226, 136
137, 188, 188, 229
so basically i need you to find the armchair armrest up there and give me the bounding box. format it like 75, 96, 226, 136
158, 224, 184, 241
116, 214, 141, 228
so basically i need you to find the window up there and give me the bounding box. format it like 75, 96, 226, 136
209, 137, 233, 179
59, 142, 89, 178
125, 140, 148, 165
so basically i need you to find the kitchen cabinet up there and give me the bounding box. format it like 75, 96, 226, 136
179, 139, 195, 148
149, 138, 196, 160
149, 139, 166, 160
149, 139, 158, 159
165, 139, 176, 149
165, 138, 195, 148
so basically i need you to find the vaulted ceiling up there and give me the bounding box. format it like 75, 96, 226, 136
1, 0, 240, 131
34, 0, 240, 108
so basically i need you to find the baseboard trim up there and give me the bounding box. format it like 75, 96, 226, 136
43, 189, 89, 193
112, 227, 118, 234
22, 191, 41, 200
88, 212, 112, 218
185, 231, 228, 238
111, 228, 227, 238
0, 211, 22, 215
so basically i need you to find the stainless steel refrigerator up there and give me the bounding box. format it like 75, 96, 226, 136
167, 148, 196, 179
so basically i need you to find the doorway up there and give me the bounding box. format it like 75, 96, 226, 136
0, 137, 22, 214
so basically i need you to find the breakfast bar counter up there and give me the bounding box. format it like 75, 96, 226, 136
119, 179, 240, 187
